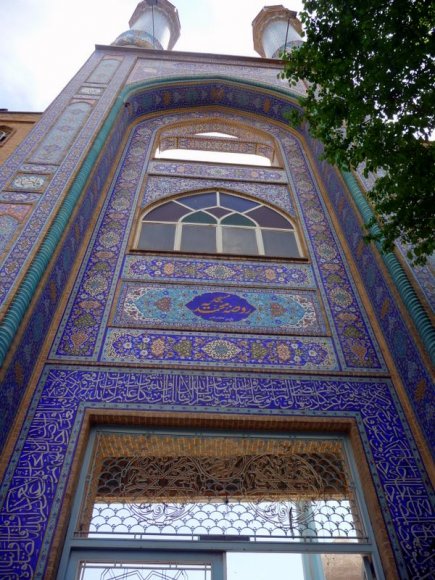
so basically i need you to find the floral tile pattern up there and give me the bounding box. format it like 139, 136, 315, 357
113, 282, 326, 335
0, 204, 32, 258
149, 160, 288, 183
102, 328, 338, 370
123, 255, 315, 288
143, 175, 295, 216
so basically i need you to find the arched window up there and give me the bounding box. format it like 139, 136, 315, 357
136, 192, 303, 259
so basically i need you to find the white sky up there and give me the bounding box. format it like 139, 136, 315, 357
0, 0, 303, 112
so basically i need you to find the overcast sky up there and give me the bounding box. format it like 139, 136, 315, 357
0, 0, 303, 112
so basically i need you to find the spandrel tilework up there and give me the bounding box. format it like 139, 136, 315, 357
0, 367, 433, 579
113, 282, 326, 335
143, 175, 295, 216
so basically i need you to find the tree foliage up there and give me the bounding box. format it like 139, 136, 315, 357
281, 0, 435, 264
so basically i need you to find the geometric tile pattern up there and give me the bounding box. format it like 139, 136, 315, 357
0, 367, 432, 579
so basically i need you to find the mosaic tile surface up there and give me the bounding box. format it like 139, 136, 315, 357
50, 109, 384, 373
127, 57, 307, 96
0, 54, 135, 313
20, 163, 58, 174
123, 255, 316, 288
0, 367, 432, 579
354, 163, 434, 316
0, 70, 134, 451
30, 101, 93, 164
0, 204, 31, 257
143, 175, 295, 215
9, 174, 49, 192
102, 328, 338, 371
113, 282, 326, 335
397, 245, 435, 313
86, 57, 121, 84
149, 160, 287, 183
304, 128, 435, 451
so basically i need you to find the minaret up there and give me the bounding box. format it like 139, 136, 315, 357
252, 5, 303, 58
113, 0, 180, 50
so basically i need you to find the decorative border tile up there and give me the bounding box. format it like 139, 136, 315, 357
0, 367, 432, 579
148, 160, 288, 183
127, 57, 307, 96
101, 328, 338, 371
123, 255, 316, 289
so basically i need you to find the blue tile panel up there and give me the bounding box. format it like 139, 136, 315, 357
113, 282, 327, 335
101, 328, 338, 371
0, 69, 133, 450
302, 129, 435, 452
49, 111, 385, 374
0, 367, 433, 579
123, 255, 315, 288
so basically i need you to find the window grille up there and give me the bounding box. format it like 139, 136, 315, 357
59, 430, 384, 580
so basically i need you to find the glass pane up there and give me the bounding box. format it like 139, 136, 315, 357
138, 223, 175, 251
247, 206, 292, 229
182, 211, 217, 224
226, 553, 304, 580
143, 202, 189, 222
226, 553, 368, 580
78, 561, 212, 580
219, 193, 259, 212
262, 230, 300, 258
180, 224, 216, 253
221, 214, 255, 226
207, 206, 231, 218
222, 226, 258, 255
179, 192, 216, 209
88, 498, 363, 541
